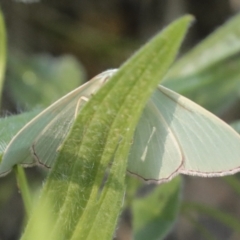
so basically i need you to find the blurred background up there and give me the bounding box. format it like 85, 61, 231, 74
1, 0, 240, 239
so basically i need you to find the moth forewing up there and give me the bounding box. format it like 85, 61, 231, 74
0, 70, 116, 176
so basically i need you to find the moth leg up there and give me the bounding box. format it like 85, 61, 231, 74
74, 77, 107, 119
74, 96, 89, 119
56, 96, 90, 154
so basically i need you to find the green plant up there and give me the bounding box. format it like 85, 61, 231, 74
1, 8, 240, 240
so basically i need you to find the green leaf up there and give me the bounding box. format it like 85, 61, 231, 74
7, 54, 85, 109
20, 197, 59, 240
132, 177, 181, 240
164, 13, 240, 114
168, 13, 240, 78
0, 7, 6, 106
21, 15, 192, 240
181, 202, 240, 234
165, 55, 240, 114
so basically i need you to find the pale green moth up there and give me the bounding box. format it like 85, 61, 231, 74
1, 69, 240, 183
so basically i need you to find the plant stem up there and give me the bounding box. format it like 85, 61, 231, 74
14, 165, 32, 218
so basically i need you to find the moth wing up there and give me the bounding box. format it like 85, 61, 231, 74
0, 70, 116, 176
160, 86, 240, 178
128, 85, 240, 183
128, 97, 183, 182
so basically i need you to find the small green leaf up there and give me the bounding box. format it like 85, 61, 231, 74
132, 177, 181, 240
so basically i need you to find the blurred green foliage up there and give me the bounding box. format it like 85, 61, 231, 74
164, 13, 240, 115
132, 177, 181, 240
0, 7, 6, 107
0, 4, 240, 240
7, 54, 85, 109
